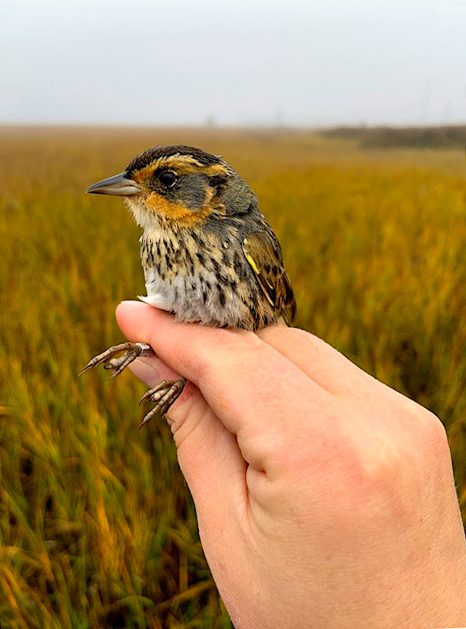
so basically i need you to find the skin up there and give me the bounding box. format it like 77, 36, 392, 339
117, 300, 466, 629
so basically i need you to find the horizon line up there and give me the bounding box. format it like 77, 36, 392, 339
0, 121, 465, 131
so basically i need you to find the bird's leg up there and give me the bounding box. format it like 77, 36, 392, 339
79, 342, 153, 378
80, 343, 186, 428
139, 378, 186, 428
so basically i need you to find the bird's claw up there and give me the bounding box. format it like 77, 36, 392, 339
139, 378, 186, 429
80, 343, 184, 429
79, 342, 153, 377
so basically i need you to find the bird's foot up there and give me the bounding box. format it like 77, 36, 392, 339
79, 342, 153, 378
139, 378, 186, 428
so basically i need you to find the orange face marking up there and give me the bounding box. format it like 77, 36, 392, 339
145, 192, 213, 226
130, 155, 228, 225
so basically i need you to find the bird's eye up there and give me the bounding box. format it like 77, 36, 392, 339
158, 170, 177, 188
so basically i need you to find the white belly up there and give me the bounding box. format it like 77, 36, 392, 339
139, 271, 188, 312
139, 267, 252, 327
139, 268, 216, 323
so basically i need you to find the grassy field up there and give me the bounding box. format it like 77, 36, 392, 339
0, 126, 465, 627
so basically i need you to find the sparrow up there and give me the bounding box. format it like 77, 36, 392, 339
81, 145, 296, 427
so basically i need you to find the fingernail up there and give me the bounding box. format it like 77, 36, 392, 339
128, 358, 161, 388
119, 299, 143, 306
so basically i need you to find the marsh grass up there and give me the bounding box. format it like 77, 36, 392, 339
1, 127, 465, 627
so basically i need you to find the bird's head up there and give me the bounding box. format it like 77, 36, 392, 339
87, 145, 256, 228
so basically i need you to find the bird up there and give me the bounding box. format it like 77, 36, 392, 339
81, 144, 296, 428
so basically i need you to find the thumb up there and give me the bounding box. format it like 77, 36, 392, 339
115, 301, 247, 521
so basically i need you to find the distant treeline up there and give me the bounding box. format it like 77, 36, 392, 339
319, 125, 465, 149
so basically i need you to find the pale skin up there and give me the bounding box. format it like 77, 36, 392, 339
116, 300, 466, 629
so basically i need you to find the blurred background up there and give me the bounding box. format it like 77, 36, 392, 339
2, 0, 465, 126
1, 1, 465, 627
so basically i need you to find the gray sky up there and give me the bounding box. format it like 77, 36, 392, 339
1, 0, 465, 126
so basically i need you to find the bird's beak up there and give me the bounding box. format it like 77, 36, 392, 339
86, 172, 140, 196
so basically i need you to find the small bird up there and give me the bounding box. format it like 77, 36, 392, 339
81, 145, 296, 427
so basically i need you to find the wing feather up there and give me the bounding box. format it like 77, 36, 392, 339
242, 229, 296, 325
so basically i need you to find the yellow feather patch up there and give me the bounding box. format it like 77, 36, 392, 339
244, 253, 260, 275
243, 239, 259, 272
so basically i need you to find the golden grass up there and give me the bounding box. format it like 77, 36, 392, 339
1, 126, 465, 626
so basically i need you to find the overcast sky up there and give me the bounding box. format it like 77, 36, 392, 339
1, 0, 465, 126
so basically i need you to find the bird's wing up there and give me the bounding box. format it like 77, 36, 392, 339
242, 229, 296, 325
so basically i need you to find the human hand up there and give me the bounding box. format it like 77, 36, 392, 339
116, 300, 466, 629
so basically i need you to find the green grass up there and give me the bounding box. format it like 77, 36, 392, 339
1, 126, 465, 627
